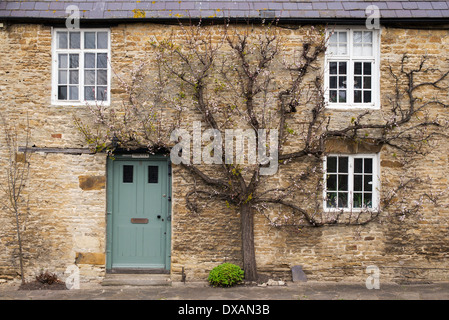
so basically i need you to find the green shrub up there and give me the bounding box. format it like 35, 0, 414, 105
208, 263, 244, 287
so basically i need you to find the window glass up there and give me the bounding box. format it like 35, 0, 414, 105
148, 166, 159, 183
55, 30, 109, 103
69, 32, 80, 49
328, 31, 348, 55
326, 156, 377, 210
354, 62, 372, 103
123, 165, 133, 183
57, 32, 68, 49
353, 31, 373, 56
329, 61, 347, 103
97, 32, 108, 49
84, 32, 96, 49
326, 29, 377, 107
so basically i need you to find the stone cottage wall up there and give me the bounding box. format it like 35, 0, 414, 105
0, 22, 448, 284
0, 24, 107, 282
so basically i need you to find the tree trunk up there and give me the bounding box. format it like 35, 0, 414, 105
14, 211, 25, 284
240, 202, 258, 282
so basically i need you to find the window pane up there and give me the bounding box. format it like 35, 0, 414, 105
353, 44, 362, 56
58, 70, 67, 84
97, 86, 107, 101
338, 192, 348, 208
97, 53, 108, 68
85, 53, 95, 68
364, 193, 372, 208
338, 90, 346, 103
338, 157, 348, 173
354, 175, 363, 191
363, 62, 372, 75
330, 76, 337, 88
338, 62, 347, 74
327, 157, 337, 172
328, 44, 338, 55
58, 54, 68, 68
69, 32, 80, 49
84, 32, 96, 49
353, 31, 362, 43
353, 193, 362, 208
329, 62, 337, 74
337, 45, 347, 55
363, 31, 373, 43
363, 91, 372, 103
97, 32, 108, 49
57, 32, 68, 49
329, 90, 337, 103
69, 54, 79, 68
364, 175, 373, 191
327, 192, 337, 208
338, 175, 348, 191
97, 70, 107, 85
329, 33, 338, 43
84, 86, 95, 100
148, 166, 159, 183
354, 76, 362, 89
123, 165, 133, 183
84, 70, 95, 85
327, 174, 337, 191
58, 86, 67, 100
362, 45, 373, 56
69, 86, 79, 100
339, 32, 347, 42
354, 158, 363, 173
354, 62, 362, 75
338, 76, 346, 88
69, 70, 79, 84
354, 91, 362, 103
363, 76, 371, 89
364, 158, 373, 173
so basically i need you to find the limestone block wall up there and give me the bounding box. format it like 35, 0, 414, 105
0, 22, 448, 284
0, 24, 107, 282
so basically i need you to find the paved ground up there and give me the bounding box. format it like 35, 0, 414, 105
1, 281, 449, 300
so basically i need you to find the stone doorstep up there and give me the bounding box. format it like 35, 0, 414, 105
101, 273, 172, 286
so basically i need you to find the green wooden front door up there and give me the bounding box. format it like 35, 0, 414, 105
107, 156, 171, 270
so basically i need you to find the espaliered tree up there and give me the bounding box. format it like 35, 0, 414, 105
76, 21, 449, 282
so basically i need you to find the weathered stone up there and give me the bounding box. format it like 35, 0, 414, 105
325, 138, 382, 154
75, 253, 105, 265
78, 175, 106, 191
291, 265, 307, 282
381, 160, 403, 168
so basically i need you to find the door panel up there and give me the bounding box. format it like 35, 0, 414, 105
110, 159, 169, 269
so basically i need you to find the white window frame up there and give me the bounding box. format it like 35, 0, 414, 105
323, 153, 380, 212
324, 27, 381, 110
51, 27, 111, 106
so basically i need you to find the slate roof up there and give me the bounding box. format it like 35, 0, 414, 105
1, 1, 449, 21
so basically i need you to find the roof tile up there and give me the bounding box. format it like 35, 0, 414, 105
34, 2, 50, 11
5, 2, 21, 10
401, 1, 419, 10
417, 2, 434, 9
1, 0, 449, 20
431, 1, 449, 9
386, 2, 403, 10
